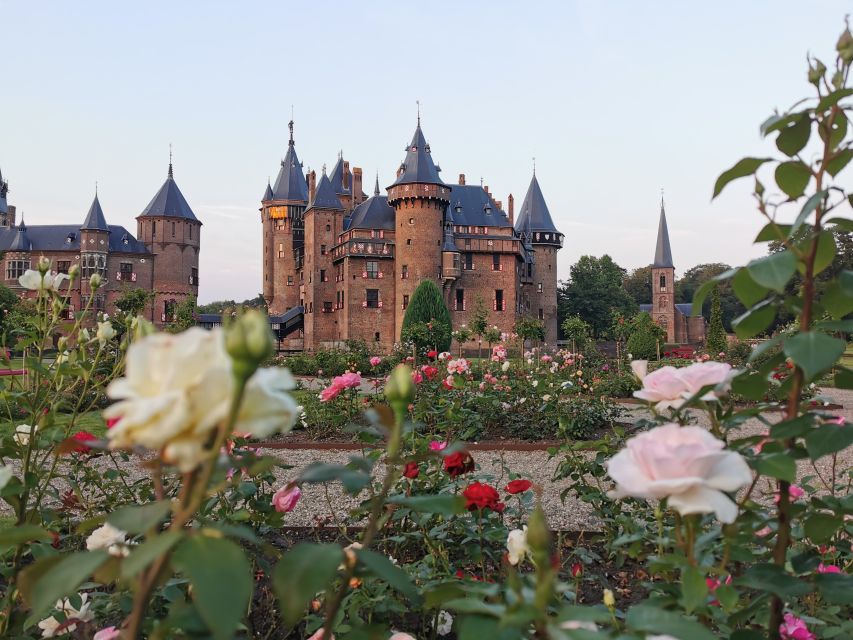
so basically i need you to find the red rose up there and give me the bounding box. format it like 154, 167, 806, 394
427, 350, 438, 359
443, 452, 475, 478
505, 479, 532, 494
70, 430, 97, 453
571, 562, 583, 578
462, 482, 502, 512
403, 462, 419, 479
421, 365, 439, 380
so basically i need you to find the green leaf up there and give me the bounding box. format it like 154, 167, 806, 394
734, 564, 811, 598
775, 113, 811, 156
816, 87, 853, 111
791, 190, 828, 235
626, 603, 717, 640
823, 275, 853, 319
803, 513, 843, 543
815, 573, 853, 604
805, 423, 853, 460
272, 543, 342, 626
747, 251, 797, 292
769, 415, 815, 440
826, 147, 853, 176
28, 551, 110, 618
784, 332, 845, 380
680, 566, 707, 614
713, 157, 772, 199
752, 453, 796, 482
356, 548, 419, 600
811, 231, 837, 275
774, 161, 810, 199
827, 216, 853, 233
732, 302, 776, 339
760, 111, 800, 137
172, 536, 252, 640
731, 371, 770, 401
754, 223, 791, 243
387, 494, 466, 516
0, 524, 52, 547
299, 463, 371, 493
108, 500, 172, 535
120, 531, 183, 581
732, 268, 769, 307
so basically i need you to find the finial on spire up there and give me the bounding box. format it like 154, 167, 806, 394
660, 187, 665, 212
374, 173, 380, 196
95, 180, 98, 196
480, 176, 483, 187
533, 156, 536, 176
322, 163, 327, 175
288, 115, 294, 146
416, 100, 421, 126
168, 144, 174, 178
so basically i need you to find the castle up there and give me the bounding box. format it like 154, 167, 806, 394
0, 163, 200, 325
260, 119, 564, 352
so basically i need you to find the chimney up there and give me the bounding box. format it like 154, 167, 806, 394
508, 194, 514, 225
343, 160, 350, 190
495, 200, 503, 211
308, 170, 317, 203
484, 185, 491, 198
352, 167, 363, 204
8, 205, 16, 227
458, 173, 466, 185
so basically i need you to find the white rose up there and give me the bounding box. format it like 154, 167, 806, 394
96, 321, 116, 346
38, 593, 94, 637
606, 424, 752, 523
506, 526, 529, 566
531, 380, 539, 388
18, 270, 69, 292
14, 424, 37, 446
234, 368, 298, 438
559, 620, 599, 631
435, 611, 453, 636
0, 465, 13, 490
501, 361, 510, 372
86, 523, 128, 556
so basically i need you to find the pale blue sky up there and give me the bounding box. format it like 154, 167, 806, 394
2, 1, 848, 302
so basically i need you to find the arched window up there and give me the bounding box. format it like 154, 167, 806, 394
659, 274, 666, 289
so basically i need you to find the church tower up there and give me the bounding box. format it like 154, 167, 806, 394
262, 120, 309, 314
651, 197, 676, 343
387, 118, 451, 340
136, 158, 202, 325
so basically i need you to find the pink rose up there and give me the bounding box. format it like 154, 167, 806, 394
369, 356, 382, 367
774, 484, 805, 503
307, 630, 335, 640
817, 563, 841, 574
631, 362, 688, 409
430, 440, 448, 451
606, 423, 752, 523
94, 628, 121, 640
541, 355, 552, 363
272, 484, 301, 513
756, 526, 773, 537
779, 613, 815, 640
333, 372, 362, 389
676, 361, 734, 400
412, 371, 424, 384
389, 634, 417, 640
319, 384, 342, 402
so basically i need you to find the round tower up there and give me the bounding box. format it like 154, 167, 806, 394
386, 119, 451, 340
80, 191, 111, 311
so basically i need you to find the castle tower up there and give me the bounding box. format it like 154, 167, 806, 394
262, 120, 309, 314
80, 192, 111, 308
651, 197, 676, 343
136, 158, 202, 325
387, 119, 451, 340
0, 168, 16, 228
302, 169, 344, 349
514, 172, 563, 344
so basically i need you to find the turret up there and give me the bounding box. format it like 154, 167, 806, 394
651, 196, 676, 342
387, 119, 452, 339
1, 168, 16, 228
80, 192, 110, 284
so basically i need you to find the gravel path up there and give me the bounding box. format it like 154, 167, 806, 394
4, 389, 850, 531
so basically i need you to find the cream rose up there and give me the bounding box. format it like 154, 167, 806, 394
606, 423, 752, 523
676, 361, 735, 401
96, 321, 116, 346
506, 526, 530, 566
19, 269, 69, 292
86, 522, 129, 557
37, 593, 94, 637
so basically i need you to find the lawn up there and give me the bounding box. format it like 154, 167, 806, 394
0, 411, 107, 438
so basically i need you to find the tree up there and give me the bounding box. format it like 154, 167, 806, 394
167, 295, 197, 333
623, 265, 653, 306
401, 280, 451, 353
706, 286, 728, 355
469, 296, 488, 359
0, 283, 20, 340
558, 255, 637, 338
626, 312, 666, 360
115, 287, 154, 318
515, 316, 545, 347
676, 262, 744, 331
561, 315, 592, 353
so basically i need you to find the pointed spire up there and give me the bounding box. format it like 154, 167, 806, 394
168, 144, 174, 179
653, 193, 674, 268
82, 191, 110, 231
10, 215, 31, 251
374, 173, 380, 196
310, 172, 343, 210
514, 172, 561, 243
0, 167, 8, 215
390, 118, 445, 187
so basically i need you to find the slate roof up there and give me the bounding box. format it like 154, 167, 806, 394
345, 194, 395, 231
262, 181, 274, 202
447, 184, 512, 229
309, 173, 343, 210
139, 164, 200, 222
391, 123, 446, 187
639, 303, 698, 317
272, 142, 309, 202
653, 201, 674, 268
514, 174, 560, 236
328, 157, 353, 195
81, 194, 110, 232
0, 224, 151, 254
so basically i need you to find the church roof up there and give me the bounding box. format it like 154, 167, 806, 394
139, 163, 200, 223
514, 174, 560, 236
447, 184, 512, 229
309, 172, 343, 210
272, 136, 309, 202
391, 122, 446, 187
0, 224, 150, 254
345, 194, 395, 231
653, 200, 674, 268
81, 194, 110, 232
639, 303, 697, 317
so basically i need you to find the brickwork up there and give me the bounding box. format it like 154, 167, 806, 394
651, 266, 677, 343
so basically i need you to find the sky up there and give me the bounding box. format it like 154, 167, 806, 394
2, 0, 849, 303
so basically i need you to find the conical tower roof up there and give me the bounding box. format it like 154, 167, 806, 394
329, 155, 353, 195
9, 219, 30, 251
262, 180, 274, 202
81, 193, 110, 232
271, 121, 309, 202
653, 198, 674, 268
514, 174, 561, 240
139, 162, 200, 222
309, 170, 343, 210
390, 121, 445, 187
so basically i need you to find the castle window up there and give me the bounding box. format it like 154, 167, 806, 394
527, 263, 533, 277
190, 267, 199, 286
320, 269, 327, 282
164, 300, 176, 322
326, 224, 331, 232
401, 265, 409, 280
278, 243, 285, 258
152, 221, 156, 238
375, 332, 380, 342
189, 225, 193, 240
5, 258, 30, 280
538, 308, 544, 320
119, 262, 133, 281
366, 261, 379, 279
406, 238, 412, 245
464, 238, 471, 248
463, 253, 473, 270
659, 274, 667, 291
366, 289, 379, 308
537, 282, 543, 293
455, 289, 465, 311
56, 261, 71, 274
402, 294, 409, 310
171, 221, 176, 237
409, 218, 415, 225
309, 302, 313, 313
492, 254, 501, 271
321, 244, 327, 255
287, 275, 294, 286
323, 301, 333, 313
494, 289, 505, 312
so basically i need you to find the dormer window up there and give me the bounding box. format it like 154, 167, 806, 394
484, 204, 492, 214
65, 233, 75, 244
